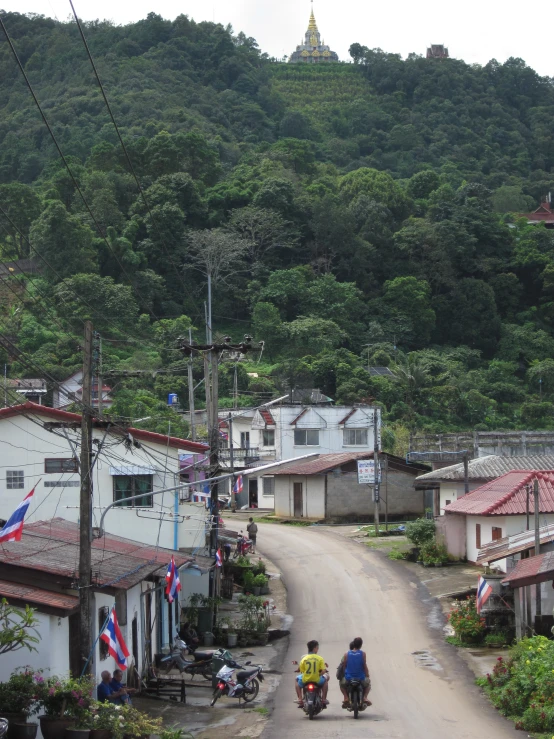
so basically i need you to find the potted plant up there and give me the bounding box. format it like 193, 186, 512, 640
66, 708, 93, 738
252, 574, 267, 596
36, 675, 93, 739
0, 669, 41, 733
484, 632, 508, 648
120, 705, 163, 738
242, 570, 255, 593
218, 615, 238, 648
89, 701, 122, 739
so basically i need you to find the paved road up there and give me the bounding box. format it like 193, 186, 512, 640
257, 524, 519, 739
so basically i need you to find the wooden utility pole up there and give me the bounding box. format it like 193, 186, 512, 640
79, 320, 94, 675
187, 328, 196, 442
534, 477, 541, 622
373, 406, 380, 536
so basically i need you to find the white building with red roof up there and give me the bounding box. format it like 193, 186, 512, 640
442, 470, 554, 570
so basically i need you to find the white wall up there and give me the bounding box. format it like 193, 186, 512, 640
273, 475, 325, 519
439, 481, 483, 514
0, 413, 206, 549
0, 611, 69, 682
466, 513, 554, 570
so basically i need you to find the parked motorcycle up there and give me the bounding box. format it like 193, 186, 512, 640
159, 636, 215, 680
0, 718, 7, 738
344, 679, 366, 719
232, 533, 253, 558
210, 658, 263, 706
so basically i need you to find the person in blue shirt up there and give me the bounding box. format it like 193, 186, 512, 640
110, 669, 137, 705
97, 671, 128, 703
338, 637, 371, 709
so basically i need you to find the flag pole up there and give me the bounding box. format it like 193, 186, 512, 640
81, 607, 112, 677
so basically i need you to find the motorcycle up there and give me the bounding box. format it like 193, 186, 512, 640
345, 679, 366, 719
210, 658, 263, 706
232, 533, 253, 558
293, 661, 329, 720
0, 718, 7, 738
158, 635, 215, 680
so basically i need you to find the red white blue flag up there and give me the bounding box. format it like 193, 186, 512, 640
165, 555, 182, 603
0, 485, 37, 543
476, 575, 493, 613
216, 548, 222, 568
100, 607, 130, 670
233, 475, 243, 494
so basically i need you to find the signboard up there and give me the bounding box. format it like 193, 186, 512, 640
357, 459, 381, 485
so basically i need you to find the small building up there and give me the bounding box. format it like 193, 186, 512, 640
502, 551, 554, 637
6, 378, 47, 404
441, 470, 554, 570
415, 454, 554, 515
0, 519, 190, 684
272, 452, 428, 520
53, 369, 113, 411
426, 44, 449, 59
288, 3, 339, 64
519, 198, 554, 228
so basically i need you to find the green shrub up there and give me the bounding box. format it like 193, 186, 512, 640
421, 540, 448, 564
405, 518, 435, 547
448, 599, 486, 642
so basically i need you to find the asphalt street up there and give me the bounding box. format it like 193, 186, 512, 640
257, 523, 520, 739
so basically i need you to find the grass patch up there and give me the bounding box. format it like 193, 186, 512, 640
445, 635, 479, 648
252, 706, 269, 715
388, 547, 407, 560
253, 516, 312, 527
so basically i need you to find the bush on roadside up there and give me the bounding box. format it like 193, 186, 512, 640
405, 517, 435, 547
449, 598, 486, 643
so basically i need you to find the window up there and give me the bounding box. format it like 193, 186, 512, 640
6, 470, 24, 489
475, 523, 481, 549
240, 431, 250, 449
45, 458, 79, 474
262, 429, 275, 447
343, 429, 368, 446
492, 527, 502, 541
99, 606, 110, 660
113, 475, 153, 508
445, 500, 451, 507
115, 591, 127, 626
294, 429, 319, 446
262, 476, 275, 496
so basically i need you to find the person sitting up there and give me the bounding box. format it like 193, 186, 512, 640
339, 637, 371, 708
294, 639, 329, 707
97, 670, 128, 703
179, 621, 200, 648
110, 669, 137, 705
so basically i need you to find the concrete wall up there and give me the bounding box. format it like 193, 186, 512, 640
439, 514, 467, 559
326, 468, 424, 518
439, 481, 482, 514
0, 611, 70, 681
273, 475, 326, 519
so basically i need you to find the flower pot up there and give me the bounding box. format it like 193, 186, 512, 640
40, 716, 76, 739
434, 563, 442, 567
0, 713, 26, 739
227, 633, 238, 648
66, 730, 91, 738
252, 587, 261, 595
89, 730, 113, 739
11, 724, 38, 739
260, 585, 270, 595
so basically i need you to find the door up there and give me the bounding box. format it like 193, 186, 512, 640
249, 479, 258, 508
293, 482, 303, 518
240, 431, 250, 449
68, 613, 81, 677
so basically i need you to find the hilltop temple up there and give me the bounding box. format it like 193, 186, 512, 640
288, 3, 339, 64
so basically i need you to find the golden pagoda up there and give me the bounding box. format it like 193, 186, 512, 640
288, 2, 339, 64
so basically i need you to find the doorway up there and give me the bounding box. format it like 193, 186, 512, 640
249, 478, 258, 508
293, 482, 303, 517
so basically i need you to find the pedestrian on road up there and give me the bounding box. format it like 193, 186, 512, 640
338, 637, 371, 708
247, 517, 258, 553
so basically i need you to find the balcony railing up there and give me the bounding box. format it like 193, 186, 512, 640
219, 447, 260, 465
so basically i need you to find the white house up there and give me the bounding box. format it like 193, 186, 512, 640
440, 470, 554, 571
0, 402, 209, 551
0, 519, 190, 685
53, 369, 113, 411
219, 404, 381, 508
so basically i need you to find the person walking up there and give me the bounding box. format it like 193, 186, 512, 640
246, 517, 258, 553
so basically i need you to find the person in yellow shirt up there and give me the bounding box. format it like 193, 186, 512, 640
294, 640, 329, 706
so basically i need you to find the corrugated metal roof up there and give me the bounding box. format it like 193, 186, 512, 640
0, 519, 191, 590
0, 579, 79, 612
272, 452, 373, 476
477, 523, 554, 563
502, 551, 554, 587
445, 470, 554, 516
0, 402, 208, 453
415, 455, 554, 483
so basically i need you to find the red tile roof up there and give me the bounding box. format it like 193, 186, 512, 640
502, 551, 554, 588
0, 402, 208, 453
0, 519, 191, 590
0, 579, 79, 612
272, 452, 373, 476
260, 409, 275, 426
445, 470, 554, 516
338, 409, 357, 425
290, 408, 308, 425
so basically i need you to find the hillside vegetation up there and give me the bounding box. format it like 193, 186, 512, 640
3, 12, 554, 438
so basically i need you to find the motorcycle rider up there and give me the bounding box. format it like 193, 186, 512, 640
339, 637, 371, 708
295, 639, 329, 707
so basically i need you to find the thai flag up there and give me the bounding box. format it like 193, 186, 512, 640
233, 475, 243, 494
165, 555, 182, 603
100, 607, 130, 670
476, 575, 493, 613
0, 485, 37, 543
215, 548, 222, 568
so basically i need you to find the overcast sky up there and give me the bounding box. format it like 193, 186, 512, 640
2, 0, 552, 77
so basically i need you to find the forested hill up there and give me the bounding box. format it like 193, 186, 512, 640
3, 11, 554, 441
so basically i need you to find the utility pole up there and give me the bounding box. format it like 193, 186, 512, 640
534, 477, 541, 623
79, 320, 94, 675
93, 332, 103, 420
463, 452, 469, 496
187, 328, 196, 442
373, 406, 380, 536
228, 413, 236, 511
